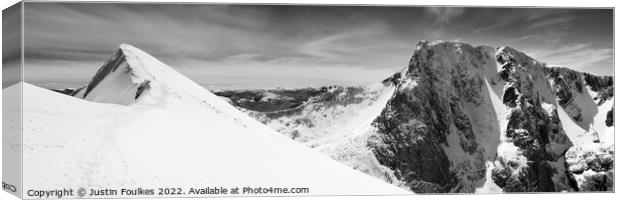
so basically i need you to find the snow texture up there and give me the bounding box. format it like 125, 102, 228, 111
6, 44, 410, 197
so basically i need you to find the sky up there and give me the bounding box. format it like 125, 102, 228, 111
20, 3, 614, 89
2, 2, 21, 88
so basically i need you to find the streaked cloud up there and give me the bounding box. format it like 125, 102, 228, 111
527, 44, 613, 75
526, 16, 575, 30
425, 7, 466, 25
22, 3, 613, 89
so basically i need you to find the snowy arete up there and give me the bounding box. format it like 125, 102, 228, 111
3, 44, 410, 198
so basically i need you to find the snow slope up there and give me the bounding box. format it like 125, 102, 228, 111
558, 90, 614, 191
2, 83, 22, 197
258, 82, 404, 187
8, 44, 410, 198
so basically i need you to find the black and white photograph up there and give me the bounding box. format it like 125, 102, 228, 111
1, 0, 616, 199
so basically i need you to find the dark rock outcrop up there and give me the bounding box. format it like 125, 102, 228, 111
368, 41, 494, 193
51, 88, 77, 96
606, 108, 613, 127
83, 49, 127, 97
491, 47, 569, 192
369, 86, 457, 192
565, 146, 614, 191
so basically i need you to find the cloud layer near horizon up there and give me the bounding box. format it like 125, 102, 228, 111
23, 3, 613, 89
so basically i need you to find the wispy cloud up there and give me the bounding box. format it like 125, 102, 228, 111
298, 24, 390, 62
22, 4, 613, 88
527, 43, 613, 75
526, 16, 575, 30
425, 7, 466, 25
511, 32, 566, 44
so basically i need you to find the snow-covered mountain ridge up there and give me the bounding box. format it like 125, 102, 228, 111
4, 44, 411, 197
223, 41, 614, 193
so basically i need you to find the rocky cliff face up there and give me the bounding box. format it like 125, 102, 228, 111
368, 42, 503, 192
217, 41, 613, 193
367, 42, 613, 193
489, 46, 572, 192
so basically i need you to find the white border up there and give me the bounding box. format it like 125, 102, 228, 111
4, 0, 618, 7
1, 1, 618, 200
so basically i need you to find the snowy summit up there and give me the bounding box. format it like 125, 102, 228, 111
3, 44, 410, 198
